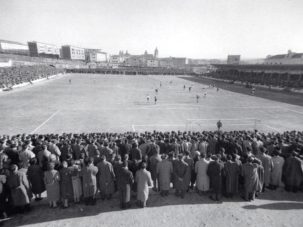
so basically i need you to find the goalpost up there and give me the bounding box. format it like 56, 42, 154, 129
185, 118, 262, 131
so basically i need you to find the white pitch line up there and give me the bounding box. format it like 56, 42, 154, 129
285, 108, 303, 115
187, 118, 257, 121
263, 124, 280, 132
31, 110, 60, 134
134, 124, 185, 127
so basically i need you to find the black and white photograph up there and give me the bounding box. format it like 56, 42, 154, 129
0, 0, 303, 226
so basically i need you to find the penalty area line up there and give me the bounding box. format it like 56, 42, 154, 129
262, 124, 280, 132
31, 110, 61, 134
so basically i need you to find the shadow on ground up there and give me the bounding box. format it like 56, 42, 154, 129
243, 202, 303, 210
3, 189, 303, 226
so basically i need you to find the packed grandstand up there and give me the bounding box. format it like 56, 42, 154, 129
0, 65, 63, 89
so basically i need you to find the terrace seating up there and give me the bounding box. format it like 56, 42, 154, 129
0, 65, 63, 88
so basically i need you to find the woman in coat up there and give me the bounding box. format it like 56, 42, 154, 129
7, 164, 31, 213
27, 158, 45, 201
44, 162, 60, 208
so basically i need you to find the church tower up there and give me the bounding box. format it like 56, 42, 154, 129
154, 47, 158, 59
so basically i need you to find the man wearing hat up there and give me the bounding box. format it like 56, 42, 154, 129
116, 160, 134, 209
173, 154, 188, 198
270, 148, 284, 189
257, 147, 273, 192
96, 155, 115, 200
157, 153, 173, 196
283, 151, 303, 192
207, 155, 224, 201
241, 156, 259, 201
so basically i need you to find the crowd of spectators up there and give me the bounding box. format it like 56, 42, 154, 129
0, 130, 302, 219
206, 69, 303, 88
0, 65, 63, 89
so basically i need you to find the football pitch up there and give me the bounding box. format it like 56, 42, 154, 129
0, 73, 302, 135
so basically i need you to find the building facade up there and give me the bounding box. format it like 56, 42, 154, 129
61, 45, 85, 60
85, 49, 107, 62
264, 50, 303, 65
0, 40, 29, 55
227, 55, 241, 65
147, 59, 159, 67
28, 41, 60, 58
159, 57, 187, 69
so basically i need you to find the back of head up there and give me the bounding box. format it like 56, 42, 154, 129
122, 160, 128, 168
140, 162, 147, 169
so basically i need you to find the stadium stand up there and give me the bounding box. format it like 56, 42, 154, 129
0, 65, 64, 89
67, 66, 192, 75
206, 64, 303, 89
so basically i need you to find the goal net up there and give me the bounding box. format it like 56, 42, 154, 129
185, 118, 262, 131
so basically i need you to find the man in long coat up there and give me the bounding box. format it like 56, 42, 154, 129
156, 154, 173, 196
270, 149, 285, 189
241, 157, 259, 201
173, 154, 188, 198
257, 147, 273, 191
223, 155, 241, 197
183, 151, 194, 191
7, 164, 31, 213
283, 151, 303, 192
169, 138, 182, 156
59, 161, 73, 208
81, 158, 98, 205
149, 150, 161, 191
195, 152, 210, 194
97, 155, 115, 200
116, 160, 134, 209
207, 155, 224, 201
135, 162, 152, 208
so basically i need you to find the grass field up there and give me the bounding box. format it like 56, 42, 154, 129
0, 73, 303, 135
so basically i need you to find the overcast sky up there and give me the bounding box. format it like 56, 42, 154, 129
0, 0, 302, 59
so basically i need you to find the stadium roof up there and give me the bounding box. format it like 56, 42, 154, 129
267, 53, 303, 59
0, 39, 27, 46
212, 64, 303, 73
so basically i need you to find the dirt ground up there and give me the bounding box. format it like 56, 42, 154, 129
2, 188, 303, 227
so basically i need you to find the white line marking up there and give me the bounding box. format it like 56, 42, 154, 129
31, 110, 60, 134
187, 118, 257, 121
132, 124, 136, 132
263, 124, 280, 132
285, 108, 303, 115
134, 124, 185, 127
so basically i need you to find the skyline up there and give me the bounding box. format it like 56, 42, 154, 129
0, 0, 303, 59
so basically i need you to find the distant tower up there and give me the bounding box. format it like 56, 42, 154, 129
144, 50, 148, 55
154, 47, 158, 58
